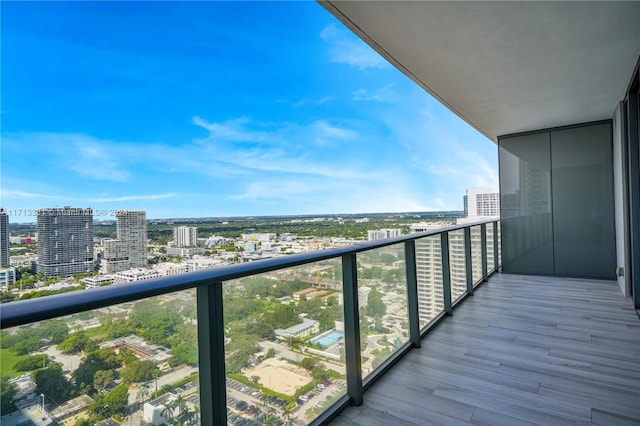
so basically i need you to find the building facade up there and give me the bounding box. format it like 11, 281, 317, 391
36, 207, 94, 278
0, 208, 9, 267
463, 188, 500, 220
101, 211, 147, 274
367, 228, 402, 242
173, 226, 197, 247
410, 222, 467, 323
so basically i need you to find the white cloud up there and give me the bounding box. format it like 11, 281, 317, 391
192, 116, 267, 143
89, 193, 176, 203
312, 120, 358, 139
69, 139, 130, 182
320, 24, 387, 70
192, 116, 375, 179
8, 132, 131, 182
1, 190, 72, 200
291, 96, 336, 108
352, 85, 397, 102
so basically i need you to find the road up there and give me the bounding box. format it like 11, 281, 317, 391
42, 345, 82, 372
128, 365, 197, 404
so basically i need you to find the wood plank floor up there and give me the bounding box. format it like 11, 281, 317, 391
330, 273, 640, 426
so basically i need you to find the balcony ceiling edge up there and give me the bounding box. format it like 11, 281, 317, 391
320, 1, 640, 143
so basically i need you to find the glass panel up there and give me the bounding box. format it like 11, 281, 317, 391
356, 244, 408, 379
223, 259, 346, 425
448, 230, 467, 302
415, 235, 444, 329
470, 226, 483, 286
486, 223, 495, 274
551, 123, 616, 279
499, 132, 554, 275
0, 293, 200, 425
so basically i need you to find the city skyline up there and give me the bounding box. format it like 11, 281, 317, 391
1, 2, 498, 222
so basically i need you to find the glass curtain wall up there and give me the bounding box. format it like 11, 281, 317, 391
498, 121, 615, 279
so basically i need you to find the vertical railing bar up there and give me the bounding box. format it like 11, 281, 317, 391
342, 253, 363, 406
493, 220, 500, 271
405, 240, 421, 348
464, 227, 474, 295
481, 223, 488, 281
196, 281, 227, 426
440, 232, 452, 315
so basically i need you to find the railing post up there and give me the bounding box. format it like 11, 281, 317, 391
493, 220, 500, 271
481, 223, 488, 281
464, 226, 474, 295
342, 253, 363, 406
197, 281, 227, 425
405, 240, 421, 348
440, 232, 452, 315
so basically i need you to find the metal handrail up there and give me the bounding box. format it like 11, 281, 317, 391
1, 220, 494, 329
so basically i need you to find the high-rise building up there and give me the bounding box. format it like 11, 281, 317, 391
101, 210, 147, 274
0, 208, 9, 267
37, 207, 94, 278
464, 188, 500, 220
173, 226, 197, 247
411, 222, 467, 322
367, 228, 402, 242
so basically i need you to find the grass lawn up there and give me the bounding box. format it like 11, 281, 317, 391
82, 324, 110, 339
0, 347, 30, 378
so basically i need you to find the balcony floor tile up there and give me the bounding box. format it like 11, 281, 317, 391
330, 273, 640, 426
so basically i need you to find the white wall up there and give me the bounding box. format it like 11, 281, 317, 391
612, 102, 629, 296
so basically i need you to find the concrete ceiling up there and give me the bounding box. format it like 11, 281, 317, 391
321, 1, 640, 143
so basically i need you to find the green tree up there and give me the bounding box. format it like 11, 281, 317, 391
33, 364, 71, 402
58, 332, 97, 354
225, 333, 259, 374
129, 300, 181, 346
121, 359, 158, 384
365, 289, 387, 318
75, 348, 121, 391
0, 375, 17, 415
90, 384, 128, 418
0, 291, 16, 303
300, 357, 318, 371
13, 354, 51, 372
93, 369, 114, 393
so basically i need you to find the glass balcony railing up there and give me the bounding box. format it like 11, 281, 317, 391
1, 220, 500, 426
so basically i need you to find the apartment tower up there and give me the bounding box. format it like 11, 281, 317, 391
0, 208, 9, 267
410, 222, 468, 322
173, 226, 197, 247
102, 210, 147, 274
463, 188, 500, 220
36, 207, 94, 278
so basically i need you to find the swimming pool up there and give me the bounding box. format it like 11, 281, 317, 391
312, 331, 344, 348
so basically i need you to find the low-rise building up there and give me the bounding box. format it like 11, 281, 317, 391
274, 318, 320, 341
113, 269, 160, 285
166, 247, 204, 258
99, 335, 172, 364
81, 275, 113, 288
0, 266, 16, 286
49, 394, 94, 423
143, 393, 176, 425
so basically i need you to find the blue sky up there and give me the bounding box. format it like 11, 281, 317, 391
1, 1, 497, 222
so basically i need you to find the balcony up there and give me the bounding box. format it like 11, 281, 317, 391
2, 2, 639, 425
2, 220, 638, 425
2, 221, 500, 425
331, 273, 640, 426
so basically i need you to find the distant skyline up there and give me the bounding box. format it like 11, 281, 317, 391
1, 2, 498, 223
